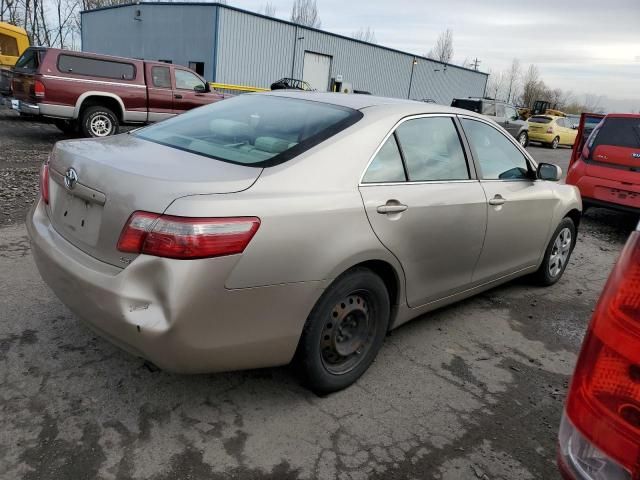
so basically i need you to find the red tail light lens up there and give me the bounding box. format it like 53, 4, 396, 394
117, 211, 260, 260
39, 163, 50, 204
34, 80, 45, 98
547, 127, 554, 134
564, 231, 640, 477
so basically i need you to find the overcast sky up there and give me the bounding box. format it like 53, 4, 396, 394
235, 0, 640, 112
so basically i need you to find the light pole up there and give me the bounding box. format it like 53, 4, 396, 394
290, 27, 304, 79
407, 57, 417, 99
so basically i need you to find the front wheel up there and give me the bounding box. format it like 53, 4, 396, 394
517, 131, 529, 148
295, 268, 390, 394
80, 105, 119, 138
533, 217, 576, 286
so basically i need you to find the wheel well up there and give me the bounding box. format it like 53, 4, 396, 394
354, 260, 400, 309
565, 209, 581, 229
79, 96, 123, 121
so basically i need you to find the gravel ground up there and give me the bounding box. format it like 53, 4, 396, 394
1, 104, 639, 480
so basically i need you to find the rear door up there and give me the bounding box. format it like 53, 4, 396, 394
359, 115, 487, 307
459, 117, 557, 282
172, 67, 213, 114
145, 63, 174, 122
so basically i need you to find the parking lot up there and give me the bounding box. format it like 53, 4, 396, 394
1, 107, 639, 480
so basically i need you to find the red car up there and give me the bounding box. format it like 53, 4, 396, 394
10, 47, 226, 137
558, 220, 640, 479
566, 113, 640, 213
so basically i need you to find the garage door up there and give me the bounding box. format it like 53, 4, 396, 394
302, 52, 332, 91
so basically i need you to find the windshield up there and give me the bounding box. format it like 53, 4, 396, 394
529, 116, 553, 124
135, 95, 362, 167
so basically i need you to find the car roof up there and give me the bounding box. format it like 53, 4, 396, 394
261, 90, 475, 116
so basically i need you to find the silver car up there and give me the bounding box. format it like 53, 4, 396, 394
27, 91, 582, 393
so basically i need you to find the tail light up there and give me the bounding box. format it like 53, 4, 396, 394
560, 230, 640, 479
547, 127, 554, 134
117, 211, 260, 260
39, 162, 50, 205
34, 80, 45, 98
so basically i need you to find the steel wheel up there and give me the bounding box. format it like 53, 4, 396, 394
548, 227, 572, 278
90, 114, 113, 137
320, 291, 376, 375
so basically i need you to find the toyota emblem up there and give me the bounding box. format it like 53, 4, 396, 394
64, 168, 78, 190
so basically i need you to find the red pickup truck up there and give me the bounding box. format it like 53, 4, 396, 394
10, 47, 226, 137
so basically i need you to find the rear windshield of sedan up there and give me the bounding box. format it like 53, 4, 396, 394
529, 116, 553, 124
135, 95, 363, 167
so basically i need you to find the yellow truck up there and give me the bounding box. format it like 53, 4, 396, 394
0, 21, 30, 96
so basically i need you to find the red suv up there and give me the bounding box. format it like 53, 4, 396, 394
558, 220, 640, 479
566, 113, 640, 213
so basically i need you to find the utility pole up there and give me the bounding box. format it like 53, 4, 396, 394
471, 58, 481, 71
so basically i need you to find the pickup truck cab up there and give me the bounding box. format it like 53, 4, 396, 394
0, 21, 29, 96
10, 47, 226, 137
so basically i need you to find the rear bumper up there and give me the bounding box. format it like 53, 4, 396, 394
27, 199, 324, 373
566, 160, 640, 212
15, 100, 74, 119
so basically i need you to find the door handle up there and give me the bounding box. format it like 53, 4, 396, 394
489, 195, 505, 206
377, 203, 408, 214
174, 94, 183, 99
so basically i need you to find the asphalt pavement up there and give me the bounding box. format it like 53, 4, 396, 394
1, 108, 639, 479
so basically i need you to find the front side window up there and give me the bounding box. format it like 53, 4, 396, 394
505, 106, 519, 121
395, 117, 469, 181
175, 69, 204, 90
151, 66, 171, 88
362, 136, 406, 183
482, 102, 496, 116
57, 54, 135, 80
461, 118, 531, 180
135, 95, 362, 167
0, 33, 19, 57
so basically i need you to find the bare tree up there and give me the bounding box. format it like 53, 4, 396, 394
520, 64, 544, 108
426, 28, 453, 64
351, 26, 376, 43
485, 69, 506, 100
259, 1, 275, 16
505, 58, 521, 104
290, 0, 320, 28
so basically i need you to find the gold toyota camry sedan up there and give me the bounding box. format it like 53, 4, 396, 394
28, 91, 582, 393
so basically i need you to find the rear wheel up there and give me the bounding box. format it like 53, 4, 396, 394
517, 131, 529, 148
550, 136, 560, 149
295, 268, 390, 394
534, 217, 576, 286
80, 105, 119, 138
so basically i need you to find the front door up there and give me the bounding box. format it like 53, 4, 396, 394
146, 64, 174, 122
172, 68, 213, 114
459, 117, 557, 282
359, 115, 487, 307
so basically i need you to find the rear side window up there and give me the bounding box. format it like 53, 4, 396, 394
135, 95, 362, 167
592, 117, 640, 149
57, 54, 136, 80
362, 136, 406, 183
529, 116, 553, 124
14, 48, 41, 71
0, 33, 19, 57
395, 117, 469, 181
151, 66, 171, 88
482, 102, 496, 116
451, 99, 482, 113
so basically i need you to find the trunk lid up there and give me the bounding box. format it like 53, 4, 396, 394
47, 133, 262, 267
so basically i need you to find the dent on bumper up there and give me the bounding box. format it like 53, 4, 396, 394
27, 200, 325, 373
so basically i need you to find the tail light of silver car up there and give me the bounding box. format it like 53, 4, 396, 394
117, 211, 260, 260
558, 230, 640, 480
39, 161, 50, 205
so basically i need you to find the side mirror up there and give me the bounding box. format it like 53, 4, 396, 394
538, 162, 562, 181
194, 83, 208, 93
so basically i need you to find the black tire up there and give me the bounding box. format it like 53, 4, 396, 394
80, 105, 119, 138
53, 119, 78, 135
517, 131, 529, 148
295, 267, 390, 394
533, 217, 576, 286
550, 136, 560, 149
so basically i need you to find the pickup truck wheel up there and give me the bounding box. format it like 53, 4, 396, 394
53, 119, 78, 135
81, 106, 119, 138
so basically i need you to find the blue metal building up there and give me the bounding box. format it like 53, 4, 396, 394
81, 2, 488, 104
